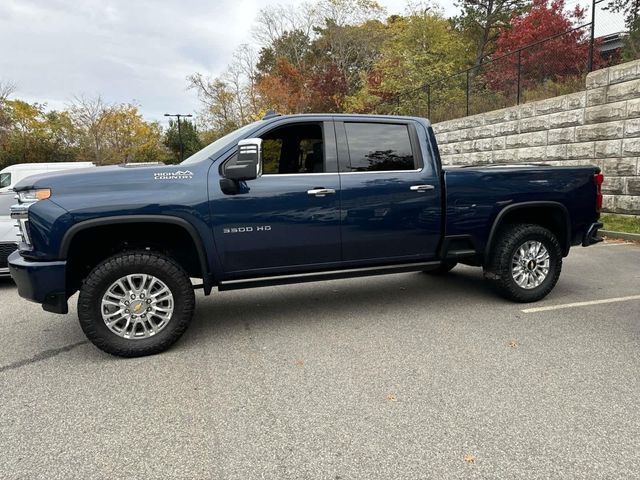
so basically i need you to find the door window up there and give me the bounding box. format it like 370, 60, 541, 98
344, 123, 416, 172
260, 123, 324, 174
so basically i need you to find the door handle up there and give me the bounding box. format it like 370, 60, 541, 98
409, 184, 435, 192
307, 188, 336, 197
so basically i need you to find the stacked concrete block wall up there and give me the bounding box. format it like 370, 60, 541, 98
432, 58, 640, 216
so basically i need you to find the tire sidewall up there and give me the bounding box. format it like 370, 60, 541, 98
491, 224, 563, 303
78, 253, 194, 355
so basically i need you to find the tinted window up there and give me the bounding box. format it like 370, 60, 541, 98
345, 123, 416, 172
260, 123, 324, 174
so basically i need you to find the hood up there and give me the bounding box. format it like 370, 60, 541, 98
13, 163, 196, 194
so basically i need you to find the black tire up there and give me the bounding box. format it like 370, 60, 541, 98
484, 224, 562, 303
424, 261, 457, 275
78, 251, 195, 357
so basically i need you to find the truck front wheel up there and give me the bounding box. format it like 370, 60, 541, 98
484, 224, 562, 303
78, 252, 195, 357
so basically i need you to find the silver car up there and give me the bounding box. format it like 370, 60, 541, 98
0, 192, 19, 278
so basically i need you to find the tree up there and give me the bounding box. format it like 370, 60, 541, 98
0, 80, 16, 103
68, 95, 113, 165
604, 0, 639, 29
455, 0, 529, 69
621, 16, 640, 61
188, 73, 246, 134
346, 9, 471, 114
257, 30, 313, 73
485, 0, 601, 92
99, 104, 167, 164
0, 100, 78, 167
256, 58, 311, 113
311, 19, 387, 100
163, 119, 202, 164
605, 1, 640, 60
0, 81, 17, 153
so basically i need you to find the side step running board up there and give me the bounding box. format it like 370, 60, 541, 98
218, 261, 440, 291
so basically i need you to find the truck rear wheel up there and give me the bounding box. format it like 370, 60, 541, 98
484, 224, 562, 303
78, 252, 195, 357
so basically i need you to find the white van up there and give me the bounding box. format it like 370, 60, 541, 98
0, 192, 18, 277
0, 162, 95, 193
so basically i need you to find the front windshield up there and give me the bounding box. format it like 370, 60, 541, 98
181, 121, 262, 165
0, 192, 15, 216
0, 172, 11, 188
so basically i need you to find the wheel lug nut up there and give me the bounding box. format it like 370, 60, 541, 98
146, 299, 151, 304
124, 301, 130, 306
131, 294, 136, 299
125, 309, 129, 313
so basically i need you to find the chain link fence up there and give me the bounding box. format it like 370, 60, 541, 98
374, 0, 626, 122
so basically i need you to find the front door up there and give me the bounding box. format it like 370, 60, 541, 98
210, 120, 342, 276
336, 120, 442, 264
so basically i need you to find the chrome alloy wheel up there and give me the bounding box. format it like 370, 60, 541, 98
101, 274, 174, 340
511, 240, 550, 290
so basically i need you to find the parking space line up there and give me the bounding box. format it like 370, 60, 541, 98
522, 295, 640, 313
597, 242, 635, 247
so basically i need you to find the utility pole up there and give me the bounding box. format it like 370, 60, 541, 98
164, 113, 193, 162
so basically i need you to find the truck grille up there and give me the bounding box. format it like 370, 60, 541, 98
0, 242, 18, 269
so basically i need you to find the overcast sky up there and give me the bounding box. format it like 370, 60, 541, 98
0, 0, 624, 125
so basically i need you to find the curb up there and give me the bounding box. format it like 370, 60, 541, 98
598, 229, 640, 242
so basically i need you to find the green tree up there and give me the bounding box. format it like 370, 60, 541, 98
621, 17, 640, 60
346, 10, 471, 115
163, 119, 202, 163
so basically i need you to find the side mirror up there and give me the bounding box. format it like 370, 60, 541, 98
223, 138, 262, 181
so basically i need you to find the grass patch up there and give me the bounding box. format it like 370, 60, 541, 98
601, 213, 640, 235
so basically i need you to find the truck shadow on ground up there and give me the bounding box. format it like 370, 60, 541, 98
185, 267, 501, 341
0, 278, 15, 291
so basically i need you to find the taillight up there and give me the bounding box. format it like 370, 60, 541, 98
594, 172, 604, 212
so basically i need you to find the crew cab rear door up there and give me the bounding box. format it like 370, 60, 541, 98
336, 119, 441, 264
210, 119, 342, 275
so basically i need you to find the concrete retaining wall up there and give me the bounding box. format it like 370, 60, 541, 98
433, 59, 640, 215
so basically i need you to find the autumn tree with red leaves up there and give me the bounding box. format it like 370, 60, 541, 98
484, 0, 601, 93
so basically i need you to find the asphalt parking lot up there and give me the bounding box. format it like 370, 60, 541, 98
0, 242, 639, 480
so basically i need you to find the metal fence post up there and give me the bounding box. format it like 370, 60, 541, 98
466, 70, 470, 116
516, 50, 522, 105
426, 84, 431, 119
588, 0, 596, 72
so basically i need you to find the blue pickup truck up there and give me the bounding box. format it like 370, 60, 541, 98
9, 113, 604, 357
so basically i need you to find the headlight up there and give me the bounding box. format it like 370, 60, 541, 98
17, 188, 51, 203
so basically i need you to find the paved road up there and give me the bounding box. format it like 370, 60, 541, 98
1, 242, 639, 480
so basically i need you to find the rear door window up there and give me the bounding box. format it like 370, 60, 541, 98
344, 123, 416, 172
